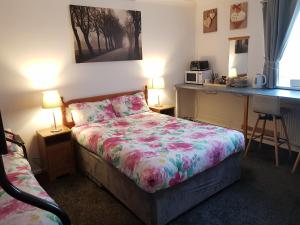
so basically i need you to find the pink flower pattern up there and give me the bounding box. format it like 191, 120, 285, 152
169, 172, 184, 187
69, 99, 116, 126
113, 120, 130, 127
190, 131, 217, 139
140, 167, 165, 192
111, 92, 150, 117
88, 133, 101, 152
123, 150, 143, 173
138, 136, 159, 142
72, 111, 244, 193
167, 142, 193, 152
0, 142, 60, 224
103, 137, 123, 150
164, 123, 181, 130
205, 142, 227, 167
182, 156, 191, 170
142, 121, 160, 128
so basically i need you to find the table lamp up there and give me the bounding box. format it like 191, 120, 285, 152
42, 90, 62, 132
229, 67, 238, 78
148, 77, 165, 107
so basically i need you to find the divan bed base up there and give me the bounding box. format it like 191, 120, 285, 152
75, 143, 241, 225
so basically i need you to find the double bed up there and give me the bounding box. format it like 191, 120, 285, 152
61, 86, 244, 225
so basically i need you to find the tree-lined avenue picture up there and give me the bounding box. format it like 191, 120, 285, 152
70, 5, 142, 63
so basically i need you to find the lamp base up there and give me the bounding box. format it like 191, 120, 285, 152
155, 94, 163, 108
50, 110, 61, 133
50, 128, 62, 133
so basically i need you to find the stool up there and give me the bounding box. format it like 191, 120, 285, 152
244, 96, 291, 166
292, 153, 300, 173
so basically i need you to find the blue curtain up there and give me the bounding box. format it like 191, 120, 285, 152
263, 0, 300, 88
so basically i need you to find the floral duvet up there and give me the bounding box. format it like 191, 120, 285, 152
0, 150, 61, 224
72, 112, 244, 193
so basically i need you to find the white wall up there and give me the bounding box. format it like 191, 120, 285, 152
192, 0, 264, 136
194, 0, 300, 151
0, 0, 195, 171
195, 0, 264, 82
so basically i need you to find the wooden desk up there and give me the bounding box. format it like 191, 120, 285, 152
175, 84, 300, 139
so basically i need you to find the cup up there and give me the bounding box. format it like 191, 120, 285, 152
204, 79, 211, 84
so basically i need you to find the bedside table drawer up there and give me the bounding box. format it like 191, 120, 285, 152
150, 105, 175, 117
44, 133, 71, 146
48, 142, 74, 170
161, 108, 175, 116
47, 141, 73, 162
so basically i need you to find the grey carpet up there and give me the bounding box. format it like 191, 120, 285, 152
39, 143, 300, 225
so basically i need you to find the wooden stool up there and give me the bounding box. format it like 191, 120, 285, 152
244, 96, 291, 166
292, 153, 300, 173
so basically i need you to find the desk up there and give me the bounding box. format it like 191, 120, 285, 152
175, 84, 300, 139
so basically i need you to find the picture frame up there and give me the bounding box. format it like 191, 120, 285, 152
70, 5, 143, 63
203, 8, 217, 33
230, 2, 248, 30
235, 39, 248, 54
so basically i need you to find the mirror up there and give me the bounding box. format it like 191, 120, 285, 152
228, 36, 249, 78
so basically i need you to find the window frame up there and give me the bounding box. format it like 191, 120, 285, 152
276, 5, 300, 90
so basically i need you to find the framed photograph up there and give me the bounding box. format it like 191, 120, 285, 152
70, 5, 142, 63
230, 2, 248, 30
235, 39, 248, 54
203, 8, 217, 33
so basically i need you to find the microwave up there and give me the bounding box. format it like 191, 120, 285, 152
190, 61, 209, 71
185, 70, 212, 85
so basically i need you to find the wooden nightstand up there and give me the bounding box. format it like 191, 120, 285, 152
37, 126, 75, 181
150, 105, 175, 116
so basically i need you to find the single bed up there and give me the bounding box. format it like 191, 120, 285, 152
61, 86, 244, 225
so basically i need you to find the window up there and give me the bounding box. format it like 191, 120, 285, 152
278, 10, 300, 88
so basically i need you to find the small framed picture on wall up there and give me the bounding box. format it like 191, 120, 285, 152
235, 39, 248, 54
230, 2, 248, 30
203, 8, 217, 33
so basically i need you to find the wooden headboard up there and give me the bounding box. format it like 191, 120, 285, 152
61, 85, 148, 128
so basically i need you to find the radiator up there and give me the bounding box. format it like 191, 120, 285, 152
280, 108, 300, 148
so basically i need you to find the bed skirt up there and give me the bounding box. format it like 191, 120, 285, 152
75, 143, 241, 225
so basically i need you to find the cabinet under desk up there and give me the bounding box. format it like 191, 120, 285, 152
175, 83, 300, 140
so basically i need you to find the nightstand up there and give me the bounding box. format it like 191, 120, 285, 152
37, 126, 75, 181
150, 105, 175, 116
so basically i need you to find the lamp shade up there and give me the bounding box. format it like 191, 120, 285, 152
229, 67, 238, 78
42, 90, 62, 109
148, 77, 165, 89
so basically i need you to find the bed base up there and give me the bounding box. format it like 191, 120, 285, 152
75, 143, 241, 225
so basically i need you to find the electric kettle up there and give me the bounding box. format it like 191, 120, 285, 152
253, 74, 267, 88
